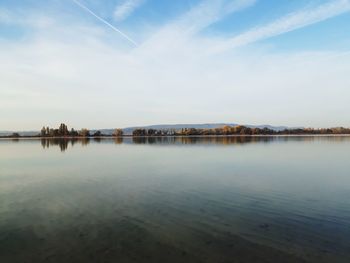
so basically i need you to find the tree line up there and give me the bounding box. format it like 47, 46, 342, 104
132, 125, 350, 136
39, 124, 124, 137
2, 124, 350, 138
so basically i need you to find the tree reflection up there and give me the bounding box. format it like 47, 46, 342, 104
114, 137, 124, 144
39, 136, 350, 152
40, 138, 80, 152
131, 136, 275, 145
41, 138, 74, 152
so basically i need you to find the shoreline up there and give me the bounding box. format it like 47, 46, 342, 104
1, 134, 350, 140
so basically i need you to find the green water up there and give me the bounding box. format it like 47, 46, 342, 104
1, 136, 350, 262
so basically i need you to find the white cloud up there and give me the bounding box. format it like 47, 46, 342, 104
114, 0, 145, 21
1, 25, 350, 129
211, 0, 350, 53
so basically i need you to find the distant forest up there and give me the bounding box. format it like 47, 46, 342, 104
2, 123, 350, 138
133, 126, 350, 136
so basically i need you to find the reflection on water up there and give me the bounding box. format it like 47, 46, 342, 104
40, 136, 274, 152
39, 135, 350, 152
1, 136, 350, 263
40, 138, 91, 152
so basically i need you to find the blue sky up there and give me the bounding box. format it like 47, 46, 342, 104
1, 0, 350, 130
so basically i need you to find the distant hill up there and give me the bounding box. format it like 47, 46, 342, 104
0, 123, 294, 136
0, 131, 38, 137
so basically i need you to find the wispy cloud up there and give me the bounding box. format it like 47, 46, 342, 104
212, 0, 350, 53
72, 0, 138, 46
114, 0, 145, 22
167, 0, 256, 35
0, 8, 55, 28
139, 0, 256, 54
0, 8, 11, 24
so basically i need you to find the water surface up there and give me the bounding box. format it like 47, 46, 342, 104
1, 136, 350, 263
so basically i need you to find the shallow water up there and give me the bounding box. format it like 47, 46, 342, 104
1, 136, 350, 263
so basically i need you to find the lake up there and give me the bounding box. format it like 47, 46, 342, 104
1, 136, 350, 263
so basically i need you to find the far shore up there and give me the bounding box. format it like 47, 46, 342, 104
2, 134, 350, 140
3, 124, 350, 139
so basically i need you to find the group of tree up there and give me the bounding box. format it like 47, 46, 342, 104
40, 124, 87, 137
132, 129, 176, 136
132, 125, 350, 136
39, 124, 124, 138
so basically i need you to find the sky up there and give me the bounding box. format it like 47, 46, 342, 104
1, 0, 350, 130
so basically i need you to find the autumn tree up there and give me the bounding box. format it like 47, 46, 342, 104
79, 128, 90, 137
113, 129, 124, 137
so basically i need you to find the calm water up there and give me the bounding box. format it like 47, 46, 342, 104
1, 136, 350, 263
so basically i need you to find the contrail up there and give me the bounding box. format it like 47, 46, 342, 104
72, 0, 138, 46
